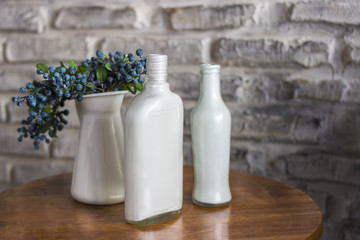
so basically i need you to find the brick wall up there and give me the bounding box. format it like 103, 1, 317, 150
0, 0, 359, 239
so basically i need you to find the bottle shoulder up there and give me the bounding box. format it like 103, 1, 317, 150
193, 98, 230, 113
125, 88, 183, 120
191, 99, 231, 120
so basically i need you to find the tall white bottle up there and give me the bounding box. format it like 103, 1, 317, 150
125, 54, 184, 225
191, 64, 232, 207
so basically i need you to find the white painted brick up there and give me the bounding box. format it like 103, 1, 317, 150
295, 80, 344, 102
0, 124, 49, 157
291, 1, 360, 25
102, 37, 205, 64
0, 160, 13, 183
253, 3, 291, 28
0, 64, 36, 92
52, 128, 78, 159
0, 5, 47, 33
292, 115, 324, 143
168, 4, 255, 30
344, 30, 360, 48
0, 94, 10, 122
234, 74, 293, 105
13, 159, 73, 183
0, 38, 5, 63
55, 6, 135, 29
287, 66, 334, 84
342, 81, 360, 104
344, 30, 360, 63
6, 37, 87, 63
214, 37, 329, 68
344, 65, 360, 80
7, 101, 28, 123
287, 152, 360, 186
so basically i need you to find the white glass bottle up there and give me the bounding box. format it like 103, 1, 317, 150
191, 64, 232, 207
124, 54, 183, 225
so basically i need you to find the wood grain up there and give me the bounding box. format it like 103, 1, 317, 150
0, 166, 322, 239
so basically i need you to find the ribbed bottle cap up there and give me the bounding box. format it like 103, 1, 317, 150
200, 64, 220, 74
147, 54, 168, 82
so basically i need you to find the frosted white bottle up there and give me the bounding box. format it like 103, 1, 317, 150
125, 54, 183, 225
191, 64, 232, 207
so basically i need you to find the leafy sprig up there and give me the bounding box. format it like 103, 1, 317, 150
12, 49, 147, 150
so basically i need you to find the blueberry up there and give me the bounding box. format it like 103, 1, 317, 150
125, 75, 132, 83
96, 50, 103, 58
45, 90, 52, 96
82, 61, 89, 67
64, 91, 71, 98
70, 66, 76, 74
26, 82, 35, 89
30, 111, 37, 117
49, 66, 56, 73
12, 96, 18, 103
76, 84, 83, 91
136, 48, 144, 58
37, 68, 44, 75
29, 99, 37, 107
19, 87, 27, 93
128, 53, 135, 62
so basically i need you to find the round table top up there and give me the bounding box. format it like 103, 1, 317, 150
0, 166, 322, 240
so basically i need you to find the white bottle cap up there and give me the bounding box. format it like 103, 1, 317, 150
147, 54, 168, 83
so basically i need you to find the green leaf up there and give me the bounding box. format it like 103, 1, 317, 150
36, 63, 49, 73
96, 66, 107, 82
123, 57, 129, 62
105, 62, 113, 71
102, 53, 107, 59
125, 83, 137, 94
60, 61, 65, 67
39, 124, 48, 134
86, 82, 95, 88
55, 67, 61, 72
135, 82, 144, 92
43, 104, 51, 113
78, 65, 87, 72
69, 59, 77, 69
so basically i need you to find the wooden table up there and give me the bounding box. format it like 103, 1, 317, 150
0, 166, 322, 240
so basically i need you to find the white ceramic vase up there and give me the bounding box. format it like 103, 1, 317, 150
125, 54, 183, 225
71, 91, 127, 205
191, 64, 232, 207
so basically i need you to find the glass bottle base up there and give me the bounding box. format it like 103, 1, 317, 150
192, 198, 231, 207
126, 210, 180, 225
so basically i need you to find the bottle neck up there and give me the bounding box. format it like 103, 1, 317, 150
200, 71, 222, 101
147, 54, 168, 84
